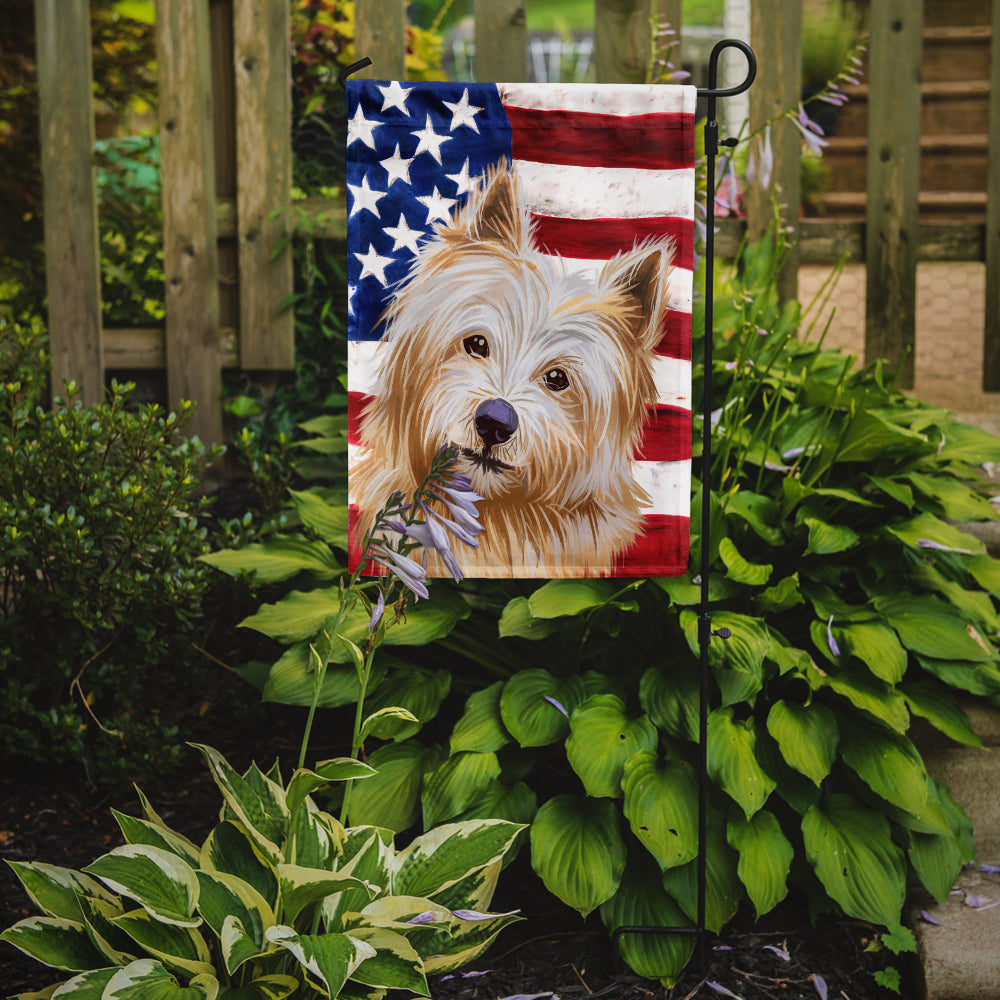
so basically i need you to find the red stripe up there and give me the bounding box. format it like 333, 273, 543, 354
606, 514, 690, 578
658, 311, 692, 361
530, 214, 694, 271
636, 405, 691, 462
506, 105, 695, 170
348, 391, 374, 446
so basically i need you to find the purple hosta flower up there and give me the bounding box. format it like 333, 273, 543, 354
812, 974, 828, 1000
407, 911, 438, 925
917, 538, 973, 555
451, 908, 521, 921
706, 982, 742, 999
747, 124, 774, 191
827, 616, 842, 657
367, 543, 429, 600
763, 944, 791, 962
367, 590, 385, 631
544, 695, 569, 718
979, 864, 1000, 874
715, 156, 742, 216
427, 480, 485, 541
401, 506, 465, 582
791, 104, 829, 157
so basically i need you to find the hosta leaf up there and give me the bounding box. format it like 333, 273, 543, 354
5, 862, 117, 923
499, 670, 585, 747
260, 643, 387, 709
839, 719, 929, 816
803, 517, 858, 556
599, 853, 694, 987
660, 810, 741, 933
393, 820, 524, 900
265, 926, 375, 997
529, 795, 626, 917
216, 975, 299, 1000
360, 706, 421, 742
346, 926, 428, 994
421, 751, 502, 828
802, 794, 906, 926
199, 822, 278, 910
453, 779, 538, 827
834, 410, 926, 463
322, 830, 393, 931
46, 967, 118, 998
724, 490, 784, 545
755, 573, 804, 614
362, 667, 451, 740
497, 597, 564, 639
285, 759, 376, 821
566, 695, 658, 798
727, 811, 793, 917
833, 621, 907, 684
103, 959, 218, 1000
906, 472, 998, 521
195, 871, 273, 973
527, 579, 616, 618
276, 865, 374, 925
83, 846, 200, 928
680, 610, 770, 706
76, 895, 136, 967
886, 512, 985, 556
916, 655, 1000, 697
966, 553, 1000, 597
621, 751, 699, 870
288, 488, 349, 545
200, 536, 341, 584
935, 421, 1000, 464
423, 907, 522, 974
807, 660, 910, 732
450, 682, 511, 754
347, 740, 442, 832
765, 701, 838, 786
639, 664, 699, 743
0, 917, 106, 971
901, 680, 982, 748
718, 537, 772, 585
707, 708, 776, 818
875, 594, 995, 662
112, 812, 201, 868
909, 817, 965, 906
910, 562, 1000, 632
111, 909, 214, 978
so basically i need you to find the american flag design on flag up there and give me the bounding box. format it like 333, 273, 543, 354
347, 80, 695, 578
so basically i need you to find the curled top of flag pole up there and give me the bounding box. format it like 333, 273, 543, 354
697, 39, 757, 99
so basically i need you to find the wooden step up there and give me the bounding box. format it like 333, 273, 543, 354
813, 190, 987, 222
922, 25, 993, 83
922, 0, 991, 28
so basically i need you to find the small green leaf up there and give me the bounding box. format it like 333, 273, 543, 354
497, 597, 563, 639
362, 667, 451, 740
360, 706, 421, 742
839, 718, 929, 817
719, 537, 772, 585
450, 682, 511, 754
765, 700, 838, 786
639, 664, 699, 742
886, 512, 985, 556
288, 489, 349, 545
527, 579, 616, 618
727, 811, 793, 917
707, 708, 776, 818
803, 517, 859, 555
755, 573, 804, 613
200, 536, 341, 584
499, 670, 584, 747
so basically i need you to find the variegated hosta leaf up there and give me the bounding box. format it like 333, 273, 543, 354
726, 810, 793, 918
0, 916, 107, 972
83, 846, 200, 928
802, 793, 906, 926
599, 854, 694, 987
265, 926, 376, 998
529, 795, 626, 917
45, 966, 118, 997
765, 700, 838, 786
276, 864, 375, 925
425, 859, 501, 915
220, 915, 270, 979
214, 974, 300, 999
4, 861, 117, 922
102, 958, 218, 999
450, 681, 511, 754
345, 926, 429, 995
190, 745, 287, 863
323, 829, 393, 931
195, 870, 274, 973
421, 751, 501, 829
200, 822, 278, 910
706, 707, 776, 819
288, 802, 343, 870
285, 760, 376, 823
565, 695, 658, 799
110, 908, 214, 978
77, 894, 136, 966
112, 810, 202, 868
621, 751, 699, 871
421, 907, 522, 975
391, 820, 524, 901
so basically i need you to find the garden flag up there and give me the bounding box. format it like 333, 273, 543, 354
347, 80, 696, 578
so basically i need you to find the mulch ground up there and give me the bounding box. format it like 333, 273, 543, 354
1, 740, 913, 1000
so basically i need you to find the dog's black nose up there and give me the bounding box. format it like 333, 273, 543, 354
475, 398, 518, 447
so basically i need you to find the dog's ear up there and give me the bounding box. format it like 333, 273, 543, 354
602, 243, 673, 350
465, 166, 523, 249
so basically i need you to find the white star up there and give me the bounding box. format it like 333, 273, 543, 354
347, 105, 380, 149
446, 158, 473, 195
377, 80, 411, 114
347, 282, 357, 315
417, 186, 457, 224
384, 214, 424, 254
380, 144, 414, 186
348, 175, 385, 218
355, 244, 394, 285
411, 115, 452, 164
443, 89, 483, 132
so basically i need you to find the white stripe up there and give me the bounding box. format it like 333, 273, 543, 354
349, 339, 691, 410
513, 160, 695, 220
350, 443, 690, 518
634, 459, 691, 516
499, 82, 697, 117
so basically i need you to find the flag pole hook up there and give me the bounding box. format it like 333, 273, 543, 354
338, 57, 373, 90
612, 38, 755, 976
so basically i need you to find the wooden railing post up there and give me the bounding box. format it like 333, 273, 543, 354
354, 0, 406, 79
983, 0, 1000, 390
864, 0, 923, 389
746, 0, 801, 305
594, 0, 656, 84
157, 0, 223, 445
34, 0, 104, 405
474, 0, 527, 83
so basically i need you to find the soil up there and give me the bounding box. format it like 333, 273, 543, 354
0, 741, 913, 1000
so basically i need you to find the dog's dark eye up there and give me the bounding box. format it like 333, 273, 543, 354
542, 368, 569, 392
464, 335, 490, 359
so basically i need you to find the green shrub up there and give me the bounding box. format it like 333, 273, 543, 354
0, 317, 220, 783
1, 743, 524, 998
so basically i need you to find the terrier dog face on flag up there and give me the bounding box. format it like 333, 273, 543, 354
351, 161, 675, 577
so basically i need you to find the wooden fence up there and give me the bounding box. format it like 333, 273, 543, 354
33, 0, 1000, 445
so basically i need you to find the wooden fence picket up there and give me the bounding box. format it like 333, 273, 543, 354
984, 0, 1000, 390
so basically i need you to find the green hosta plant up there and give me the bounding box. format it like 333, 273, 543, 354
1, 743, 523, 999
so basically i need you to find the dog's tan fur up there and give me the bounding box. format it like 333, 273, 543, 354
351, 161, 675, 577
